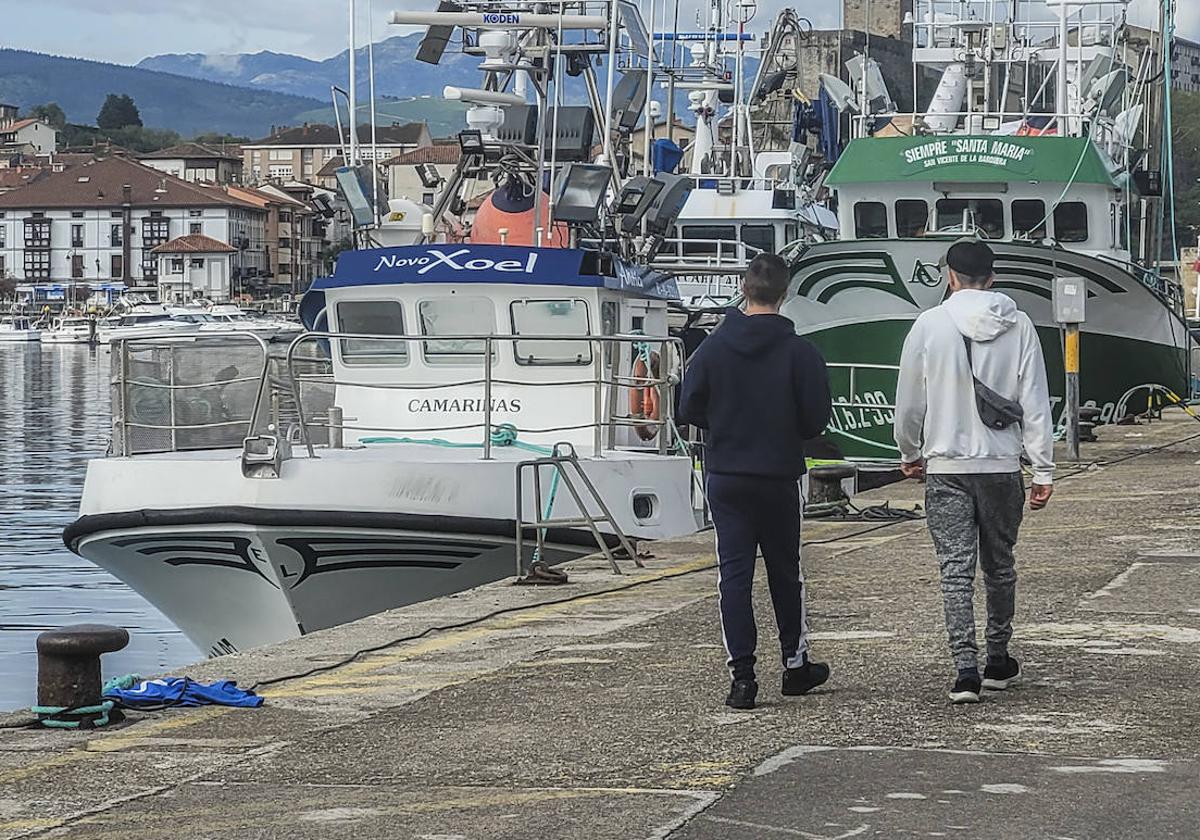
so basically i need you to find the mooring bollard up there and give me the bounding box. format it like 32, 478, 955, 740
1078, 406, 1102, 443
36, 624, 129, 729
807, 463, 858, 507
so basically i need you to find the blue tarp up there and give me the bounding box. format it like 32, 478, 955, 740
104, 678, 263, 709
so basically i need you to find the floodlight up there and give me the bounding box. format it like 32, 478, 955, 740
612, 176, 665, 234
334, 166, 378, 228
415, 162, 443, 189
554, 163, 612, 224
458, 129, 485, 155
819, 75, 859, 113
618, 0, 653, 58
611, 71, 649, 134
643, 174, 692, 236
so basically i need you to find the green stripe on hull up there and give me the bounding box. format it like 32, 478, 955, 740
806, 319, 1189, 460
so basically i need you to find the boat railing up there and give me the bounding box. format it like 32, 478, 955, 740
650, 237, 765, 273
270, 331, 687, 460
110, 332, 273, 456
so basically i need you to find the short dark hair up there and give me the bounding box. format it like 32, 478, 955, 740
743, 253, 790, 305
945, 241, 995, 287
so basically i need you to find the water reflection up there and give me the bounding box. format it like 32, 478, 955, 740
0, 344, 199, 710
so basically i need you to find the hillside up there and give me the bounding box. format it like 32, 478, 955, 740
0, 49, 324, 137
138, 35, 482, 104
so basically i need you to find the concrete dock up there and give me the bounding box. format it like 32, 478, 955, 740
3, 411, 1200, 839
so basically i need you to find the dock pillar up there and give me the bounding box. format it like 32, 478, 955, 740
36, 624, 129, 727
807, 463, 858, 507
1065, 324, 1081, 462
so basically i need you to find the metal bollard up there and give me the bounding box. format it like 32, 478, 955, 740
328, 405, 344, 449
807, 463, 858, 507
36, 624, 129, 727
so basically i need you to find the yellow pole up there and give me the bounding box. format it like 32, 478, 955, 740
1065, 325, 1080, 461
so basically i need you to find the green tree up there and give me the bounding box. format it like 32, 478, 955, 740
96, 93, 142, 130
25, 102, 67, 131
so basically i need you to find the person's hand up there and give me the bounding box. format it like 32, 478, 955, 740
900, 460, 925, 480
1029, 483, 1053, 510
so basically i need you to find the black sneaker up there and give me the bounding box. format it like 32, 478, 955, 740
725, 679, 758, 710
782, 661, 831, 696
949, 669, 982, 704
983, 656, 1021, 691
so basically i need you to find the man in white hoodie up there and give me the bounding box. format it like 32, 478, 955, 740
894, 240, 1055, 704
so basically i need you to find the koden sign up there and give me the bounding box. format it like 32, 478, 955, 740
374, 248, 539, 275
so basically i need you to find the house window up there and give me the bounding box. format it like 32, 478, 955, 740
111, 224, 123, 246
23, 219, 51, 248
188, 209, 203, 217
71, 254, 84, 278
853, 202, 888, 238
337, 300, 408, 365
0, 255, 6, 276
0, 226, 5, 248
111, 255, 124, 279
71, 223, 84, 248
142, 217, 170, 245
895, 200, 929, 237
422, 191, 435, 205
24, 249, 50, 279
269, 165, 293, 180
1053, 202, 1089, 243
418, 297, 496, 365
169, 258, 185, 274
1012, 199, 1048, 239
190, 258, 205, 269
510, 300, 591, 365
190, 222, 202, 235
71, 210, 84, 219
111, 210, 123, 218
269, 149, 291, 161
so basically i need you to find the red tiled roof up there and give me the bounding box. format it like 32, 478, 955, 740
246, 123, 427, 147
139, 142, 241, 162
0, 156, 259, 210
383, 144, 461, 166
1, 119, 44, 133
0, 168, 46, 191
151, 234, 237, 254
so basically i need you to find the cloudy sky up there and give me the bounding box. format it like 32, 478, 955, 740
7, 0, 1198, 65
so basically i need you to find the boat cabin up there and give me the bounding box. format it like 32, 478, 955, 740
827, 135, 1129, 260
300, 245, 679, 454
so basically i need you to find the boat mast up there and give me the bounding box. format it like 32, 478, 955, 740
348, 0, 359, 167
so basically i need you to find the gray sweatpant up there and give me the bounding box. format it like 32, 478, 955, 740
925, 473, 1024, 672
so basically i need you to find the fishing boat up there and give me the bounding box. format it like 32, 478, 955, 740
0, 315, 42, 343
786, 0, 1190, 461
66, 0, 707, 655
98, 303, 201, 343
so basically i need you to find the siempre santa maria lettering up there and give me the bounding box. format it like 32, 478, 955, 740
408, 397, 524, 413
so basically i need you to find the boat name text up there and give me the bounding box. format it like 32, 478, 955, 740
407, 397, 523, 413
374, 248, 539, 275
902, 139, 1034, 170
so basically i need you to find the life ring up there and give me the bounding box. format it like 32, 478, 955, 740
629, 351, 661, 441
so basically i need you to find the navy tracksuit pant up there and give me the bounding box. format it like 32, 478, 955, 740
707, 473, 809, 681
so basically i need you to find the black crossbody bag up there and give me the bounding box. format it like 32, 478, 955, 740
963, 336, 1023, 430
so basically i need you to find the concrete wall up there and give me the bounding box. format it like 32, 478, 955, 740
841, 0, 913, 41
797, 30, 917, 113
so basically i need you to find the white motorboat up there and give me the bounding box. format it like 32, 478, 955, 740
0, 316, 42, 343
203, 304, 284, 340
39, 315, 98, 344
67, 244, 702, 656
98, 304, 201, 343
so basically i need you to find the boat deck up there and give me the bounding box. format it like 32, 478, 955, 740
5, 411, 1200, 838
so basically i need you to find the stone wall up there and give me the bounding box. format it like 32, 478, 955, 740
840, 0, 913, 41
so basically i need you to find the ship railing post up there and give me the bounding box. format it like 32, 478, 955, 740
593, 337, 605, 458
483, 336, 494, 460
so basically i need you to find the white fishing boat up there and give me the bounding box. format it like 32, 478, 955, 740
98, 304, 201, 343
0, 316, 42, 343
67, 0, 710, 655
167, 305, 282, 340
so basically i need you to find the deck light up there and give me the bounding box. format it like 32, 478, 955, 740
415, 163, 443, 189
457, 130, 485, 156
554, 163, 613, 224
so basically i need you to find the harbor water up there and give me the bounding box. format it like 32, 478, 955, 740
0, 344, 199, 711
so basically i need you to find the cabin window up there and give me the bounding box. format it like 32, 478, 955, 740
1012, 199, 1047, 239
510, 299, 592, 366
418, 297, 497, 365
336, 300, 409, 365
853, 202, 888, 238
681, 225, 736, 256
895, 200, 929, 237
1053, 202, 1089, 243
740, 225, 775, 256
935, 198, 1004, 239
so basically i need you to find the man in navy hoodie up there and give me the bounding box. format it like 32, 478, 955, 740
679, 254, 833, 709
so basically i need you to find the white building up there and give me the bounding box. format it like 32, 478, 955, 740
139, 143, 243, 185
0, 118, 58, 156
0, 156, 265, 294
154, 234, 237, 303
243, 122, 431, 187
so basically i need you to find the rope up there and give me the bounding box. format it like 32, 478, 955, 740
32, 700, 115, 729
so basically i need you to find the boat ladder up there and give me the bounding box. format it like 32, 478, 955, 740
514, 442, 642, 577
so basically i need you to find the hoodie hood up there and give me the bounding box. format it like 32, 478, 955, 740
942, 289, 1019, 342
717, 307, 796, 358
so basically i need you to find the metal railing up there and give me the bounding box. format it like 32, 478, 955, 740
275, 331, 686, 461
651, 237, 765, 272
110, 332, 272, 456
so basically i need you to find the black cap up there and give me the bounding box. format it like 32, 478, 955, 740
945, 240, 995, 278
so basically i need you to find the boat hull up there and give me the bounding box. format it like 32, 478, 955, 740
0, 331, 41, 342
69, 513, 584, 656
785, 239, 1191, 460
